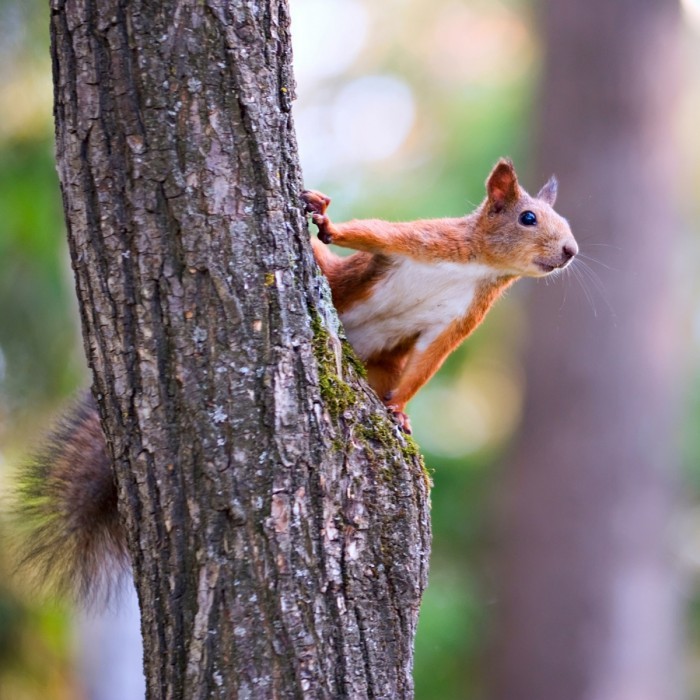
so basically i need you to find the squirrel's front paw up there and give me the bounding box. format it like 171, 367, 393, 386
302, 190, 330, 216
302, 190, 334, 244
313, 213, 334, 244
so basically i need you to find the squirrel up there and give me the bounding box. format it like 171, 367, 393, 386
16, 158, 576, 600
303, 158, 577, 433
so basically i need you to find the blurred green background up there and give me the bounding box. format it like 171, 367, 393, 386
1, 0, 699, 698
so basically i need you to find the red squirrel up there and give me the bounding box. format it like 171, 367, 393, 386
303, 158, 577, 433
16, 158, 576, 600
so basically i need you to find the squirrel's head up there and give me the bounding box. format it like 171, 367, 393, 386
475, 159, 578, 278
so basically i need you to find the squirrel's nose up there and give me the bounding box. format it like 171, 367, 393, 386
562, 242, 578, 261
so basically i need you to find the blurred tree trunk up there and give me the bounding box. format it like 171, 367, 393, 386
494, 1, 682, 699
50, 1, 430, 697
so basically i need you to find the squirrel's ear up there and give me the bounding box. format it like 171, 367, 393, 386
536, 175, 558, 206
486, 158, 519, 213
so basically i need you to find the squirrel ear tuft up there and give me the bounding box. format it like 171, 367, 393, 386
486, 158, 519, 213
537, 175, 558, 206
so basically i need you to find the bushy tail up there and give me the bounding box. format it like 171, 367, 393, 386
15, 392, 128, 603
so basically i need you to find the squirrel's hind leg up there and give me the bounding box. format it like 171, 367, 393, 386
365, 342, 417, 434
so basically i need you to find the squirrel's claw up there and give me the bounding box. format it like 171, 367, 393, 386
302, 190, 331, 216
386, 405, 412, 435
303, 190, 334, 243
313, 214, 333, 244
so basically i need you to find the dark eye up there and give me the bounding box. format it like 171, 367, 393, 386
519, 210, 537, 226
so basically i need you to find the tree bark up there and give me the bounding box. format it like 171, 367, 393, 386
50, 1, 430, 698
494, 1, 682, 699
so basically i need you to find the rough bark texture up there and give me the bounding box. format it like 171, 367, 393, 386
50, 1, 430, 698
494, 1, 682, 699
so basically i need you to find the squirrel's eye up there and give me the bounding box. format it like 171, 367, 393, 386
519, 210, 537, 226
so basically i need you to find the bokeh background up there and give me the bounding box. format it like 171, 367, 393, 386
1, 0, 699, 698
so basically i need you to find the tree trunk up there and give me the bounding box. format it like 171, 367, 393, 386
494, 1, 682, 699
50, 1, 430, 698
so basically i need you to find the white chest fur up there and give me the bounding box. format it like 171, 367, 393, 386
340, 257, 498, 360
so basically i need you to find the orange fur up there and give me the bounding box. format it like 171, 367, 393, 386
365, 333, 420, 401
310, 238, 393, 315
303, 159, 577, 433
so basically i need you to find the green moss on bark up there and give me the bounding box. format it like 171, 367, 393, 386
310, 312, 430, 488
358, 413, 431, 488
341, 339, 367, 379
311, 313, 359, 419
